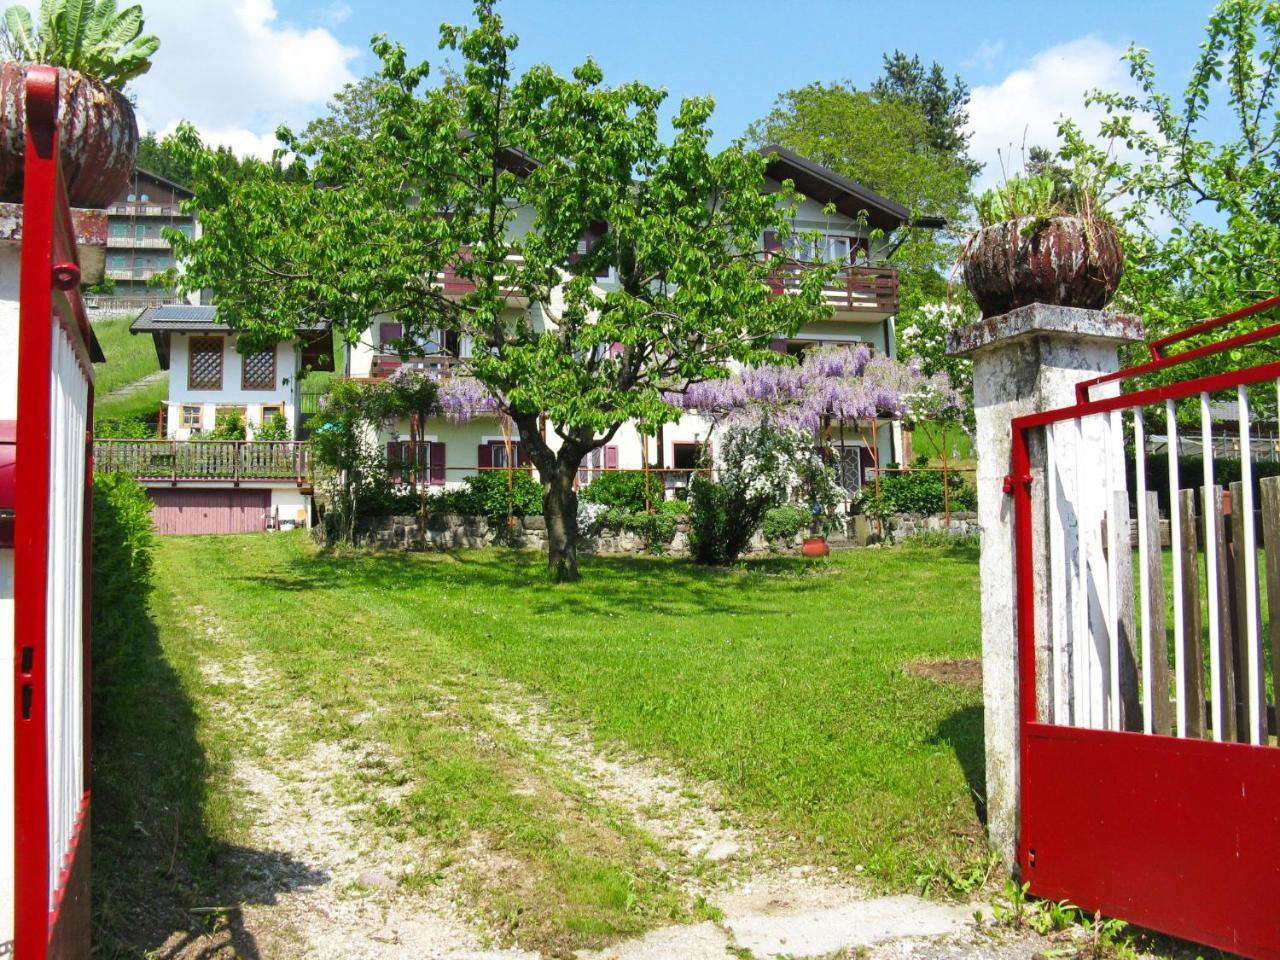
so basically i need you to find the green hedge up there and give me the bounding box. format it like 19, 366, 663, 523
762, 504, 808, 542
580, 471, 656, 513
1129, 455, 1280, 513
365, 470, 544, 520
870, 465, 977, 515
91, 473, 155, 734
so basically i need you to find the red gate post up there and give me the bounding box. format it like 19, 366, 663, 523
945, 304, 1145, 866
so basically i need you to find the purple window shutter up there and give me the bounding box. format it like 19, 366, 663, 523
763, 230, 782, 254
604, 445, 619, 470
379, 322, 403, 346
387, 441, 403, 483
429, 442, 446, 485
609, 342, 624, 358
477, 443, 492, 470
769, 339, 788, 353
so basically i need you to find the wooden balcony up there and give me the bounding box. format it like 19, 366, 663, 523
94, 440, 311, 486
768, 262, 899, 315
367, 353, 468, 380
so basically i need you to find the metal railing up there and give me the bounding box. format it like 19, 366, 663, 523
94, 439, 311, 484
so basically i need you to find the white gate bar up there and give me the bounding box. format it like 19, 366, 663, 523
1238, 384, 1263, 744
1201, 391, 1223, 742
1046, 422, 1067, 724
1135, 408, 1153, 734
1106, 409, 1123, 730
1074, 416, 1092, 727
1167, 399, 1187, 737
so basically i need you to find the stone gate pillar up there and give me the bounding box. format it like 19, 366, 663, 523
946, 303, 1144, 867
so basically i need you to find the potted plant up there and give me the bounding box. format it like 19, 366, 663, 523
0, 0, 159, 206
962, 172, 1123, 317
794, 445, 840, 558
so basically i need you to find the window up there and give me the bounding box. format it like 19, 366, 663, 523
784, 233, 865, 263
833, 445, 865, 495
126, 193, 136, 202
140, 193, 150, 202
241, 348, 276, 390
379, 322, 403, 349
259, 403, 284, 424
135, 224, 145, 239
188, 336, 223, 390
180, 404, 202, 429
108, 255, 126, 268
109, 222, 128, 237
672, 442, 708, 470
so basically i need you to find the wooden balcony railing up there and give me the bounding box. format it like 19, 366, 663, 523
94, 439, 311, 485
768, 262, 899, 314
368, 353, 468, 380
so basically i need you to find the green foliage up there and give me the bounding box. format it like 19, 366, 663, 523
1056, 0, 1280, 383
203, 408, 246, 441
991, 879, 1137, 958
90, 472, 153, 731
254, 412, 290, 441
93, 415, 154, 439
580, 471, 653, 513
973, 170, 1105, 228
4, 0, 160, 88
864, 460, 977, 515
455, 470, 544, 521
688, 475, 753, 565
761, 504, 807, 543
871, 50, 979, 176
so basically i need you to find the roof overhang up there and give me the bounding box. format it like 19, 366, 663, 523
130, 304, 331, 371
758, 145, 945, 233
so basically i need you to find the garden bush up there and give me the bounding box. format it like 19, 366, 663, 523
90, 472, 154, 734
580, 470, 655, 513
93, 415, 156, 439
688, 475, 759, 565
861, 458, 976, 515
762, 504, 808, 543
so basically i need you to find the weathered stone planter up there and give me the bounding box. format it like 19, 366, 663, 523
0, 63, 138, 207
962, 216, 1123, 317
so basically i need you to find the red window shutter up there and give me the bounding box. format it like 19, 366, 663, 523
478, 443, 492, 469
604, 445, 619, 470
515, 442, 532, 467
429, 442, 446, 485
387, 441, 403, 483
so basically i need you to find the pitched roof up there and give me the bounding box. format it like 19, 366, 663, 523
130, 304, 327, 334
132, 167, 195, 198
758, 145, 946, 232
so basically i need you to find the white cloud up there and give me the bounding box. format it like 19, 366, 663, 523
966, 36, 1138, 191
963, 40, 1005, 71
129, 0, 359, 156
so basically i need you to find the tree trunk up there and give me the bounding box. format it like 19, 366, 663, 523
543, 464, 580, 582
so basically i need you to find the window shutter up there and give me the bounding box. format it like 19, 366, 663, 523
379, 322, 403, 346
478, 443, 493, 469
429, 442, 446, 485
387, 441, 403, 483
609, 342, 624, 358
515, 442, 532, 467
763, 230, 782, 254
604, 445, 619, 470
769, 339, 788, 353
859, 445, 876, 484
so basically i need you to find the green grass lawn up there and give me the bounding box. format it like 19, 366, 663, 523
911, 422, 973, 464
92, 313, 160, 396
94, 534, 985, 953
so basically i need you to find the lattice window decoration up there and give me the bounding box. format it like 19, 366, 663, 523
180, 404, 202, 429
188, 336, 224, 390
242, 348, 276, 390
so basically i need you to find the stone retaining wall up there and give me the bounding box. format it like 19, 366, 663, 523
355, 510, 978, 556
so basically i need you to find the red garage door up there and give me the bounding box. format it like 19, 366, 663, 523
148, 489, 271, 535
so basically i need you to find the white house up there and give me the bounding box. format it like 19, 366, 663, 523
343, 146, 936, 498
95, 304, 334, 534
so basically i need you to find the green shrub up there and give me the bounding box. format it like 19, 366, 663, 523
458, 470, 543, 520
621, 509, 678, 553
93, 415, 156, 439
90, 472, 154, 734
255, 412, 290, 441
581, 471, 656, 513
865, 460, 976, 515
762, 504, 808, 542
204, 408, 246, 441
658, 498, 689, 517
688, 475, 760, 565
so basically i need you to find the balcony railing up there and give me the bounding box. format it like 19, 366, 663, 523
768, 262, 899, 314
438, 255, 526, 299
108, 202, 186, 217
368, 353, 467, 380
105, 267, 170, 281
94, 440, 310, 484
106, 236, 172, 249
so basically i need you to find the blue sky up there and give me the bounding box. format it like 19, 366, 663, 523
131, 0, 1220, 188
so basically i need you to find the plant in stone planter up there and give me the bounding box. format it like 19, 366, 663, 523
0, 0, 159, 206
963, 171, 1123, 317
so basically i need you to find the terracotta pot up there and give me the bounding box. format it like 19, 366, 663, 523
0, 62, 138, 208
961, 215, 1123, 317
801, 535, 830, 558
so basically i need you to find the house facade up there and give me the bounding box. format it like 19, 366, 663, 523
99, 169, 198, 309
94, 305, 334, 534
344, 146, 930, 499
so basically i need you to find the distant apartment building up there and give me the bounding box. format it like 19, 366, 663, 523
100, 168, 196, 308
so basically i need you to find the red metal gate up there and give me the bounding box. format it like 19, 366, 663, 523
1011, 298, 1280, 958
13, 67, 95, 960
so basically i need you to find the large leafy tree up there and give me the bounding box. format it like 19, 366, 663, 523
1058, 0, 1280, 383
170, 1, 830, 581
871, 51, 980, 178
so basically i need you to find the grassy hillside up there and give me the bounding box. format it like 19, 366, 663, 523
92, 314, 161, 396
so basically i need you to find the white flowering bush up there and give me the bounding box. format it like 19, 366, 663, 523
896, 300, 974, 411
